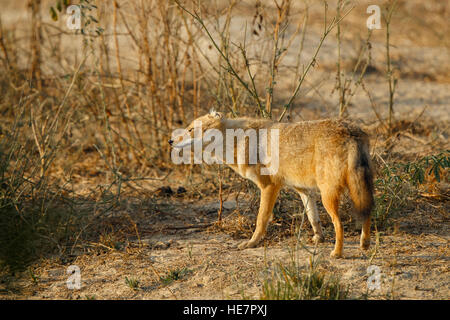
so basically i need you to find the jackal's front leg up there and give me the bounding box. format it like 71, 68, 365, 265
238, 184, 281, 250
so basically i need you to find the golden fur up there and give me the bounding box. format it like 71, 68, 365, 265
172, 112, 374, 258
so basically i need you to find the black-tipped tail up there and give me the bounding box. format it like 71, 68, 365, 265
347, 141, 374, 221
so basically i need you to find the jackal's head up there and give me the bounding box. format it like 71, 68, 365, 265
169, 110, 224, 148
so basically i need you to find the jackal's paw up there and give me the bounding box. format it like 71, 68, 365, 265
238, 239, 259, 250
330, 249, 343, 259
360, 239, 370, 251
312, 234, 325, 244
237, 241, 248, 250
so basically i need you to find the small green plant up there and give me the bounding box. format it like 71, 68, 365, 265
261, 257, 349, 300
125, 276, 140, 290
403, 151, 449, 186
374, 163, 410, 228
28, 267, 40, 285
160, 267, 191, 285
374, 151, 449, 228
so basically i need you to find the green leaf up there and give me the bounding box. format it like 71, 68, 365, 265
433, 165, 440, 182
89, 15, 98, 23
50, 7, 58, 21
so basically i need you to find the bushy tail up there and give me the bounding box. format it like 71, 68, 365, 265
347, 139, 374, 221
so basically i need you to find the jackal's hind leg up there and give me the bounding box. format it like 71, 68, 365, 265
360, 216, 371, 250
320, 189, 343, 258
238, 184, 281, 250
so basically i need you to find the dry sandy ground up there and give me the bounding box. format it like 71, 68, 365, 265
0, 0, 448, 300
2, 194, 448, 300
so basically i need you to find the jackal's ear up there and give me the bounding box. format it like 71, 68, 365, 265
209, 109, 223, 119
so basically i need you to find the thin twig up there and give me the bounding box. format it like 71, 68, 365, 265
279, 3, 354, 122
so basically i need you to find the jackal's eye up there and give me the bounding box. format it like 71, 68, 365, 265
188, 128, 193, 132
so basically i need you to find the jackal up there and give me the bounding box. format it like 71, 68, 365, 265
170, 111, 374, 258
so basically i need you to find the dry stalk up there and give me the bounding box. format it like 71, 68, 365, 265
29, 0, 42, 91
278, 2, 354, 122
384, 0, 399, 133
113, 0, 145, 162
175, 0, 267, 117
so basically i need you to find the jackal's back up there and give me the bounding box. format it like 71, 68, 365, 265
266, 119, 368, 189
